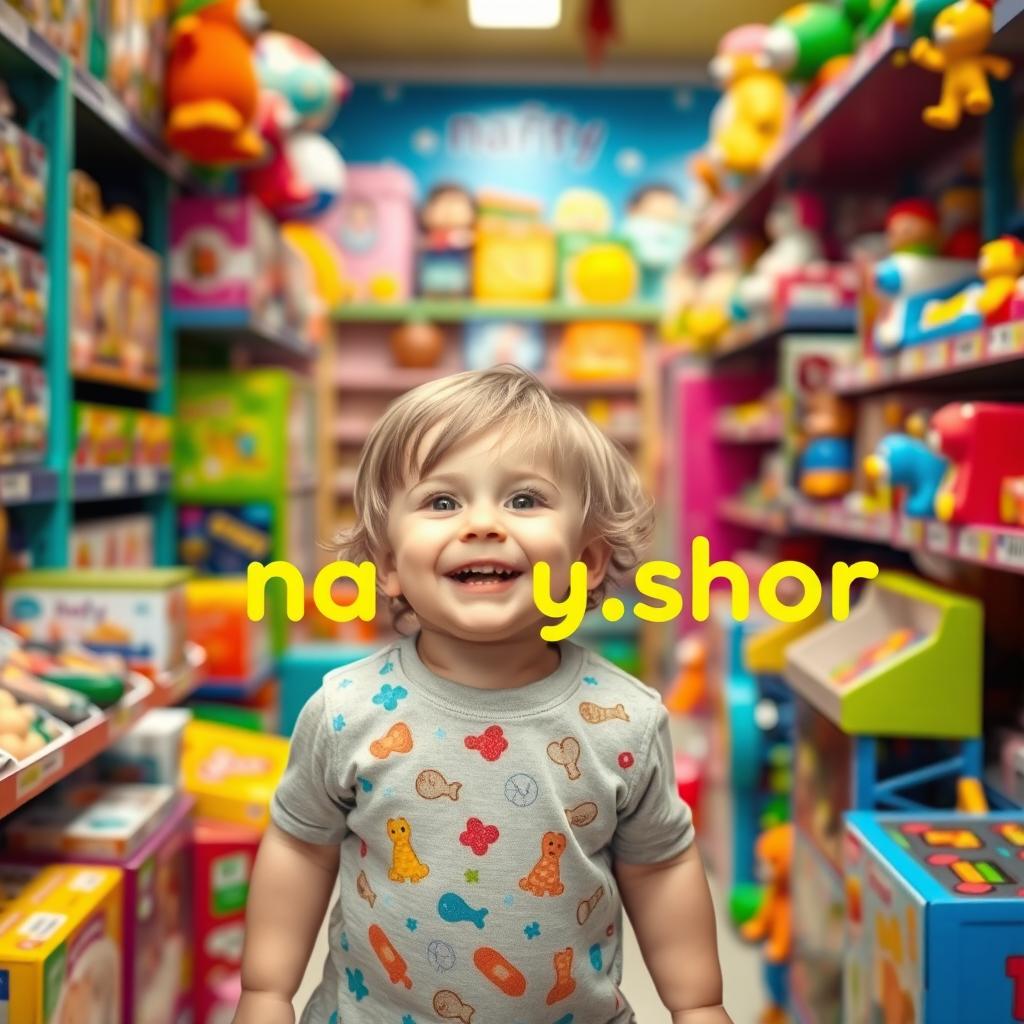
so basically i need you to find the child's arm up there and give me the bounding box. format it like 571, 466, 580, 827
616, 844, 733, 1024
233, 822, 339, 1024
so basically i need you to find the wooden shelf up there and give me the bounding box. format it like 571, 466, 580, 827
333, 299, 664, 324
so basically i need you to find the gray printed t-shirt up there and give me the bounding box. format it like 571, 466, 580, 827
271, 632, 694, 1024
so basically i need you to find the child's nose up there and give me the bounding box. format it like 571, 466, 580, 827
459, 506, 507, 542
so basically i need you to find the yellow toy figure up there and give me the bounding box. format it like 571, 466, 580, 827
976, 234, 1024, 323
909, 0, 1012, 130
741, 823, 793, 1024
695, 24, 790, 196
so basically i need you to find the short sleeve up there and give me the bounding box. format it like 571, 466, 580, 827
270, 688, 352, 846
612, 703, 695, 864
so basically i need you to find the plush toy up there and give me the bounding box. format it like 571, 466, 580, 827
909, 0, 1012, 130
243, 32, 350, 219
891, 0, 958, 40
864, 433, 949, 517
165, 0, 267, 166
800, 392, 856, 499
741, 824, 793, 1024
975, 235, 1024, 323
733, 193, 826, 322
697, 24, 791, 190
762, 1, 867, 84
932, 402, 1024, 524
621, 184, 690, 302
686, 235, 756, 350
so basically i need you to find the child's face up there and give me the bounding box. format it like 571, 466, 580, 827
381, 426, 608, 643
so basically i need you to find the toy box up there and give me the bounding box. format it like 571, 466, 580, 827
0, 118, 47, 241
186, 578, 272, 686
107, 0, 166, 129
102, 707, 193, 785
170, 197, 279, 317
773, 264, 859, 317
6, 795, 194, 1024
0, 360, 47, 466
0, 237, 48, 350
0, 864, 123, 1024
558, 233, 637, 305
71, 402, 135, 467
181, 719, 289, 829
474, 223, 556, 302
192, 819, 262, 1024
555, 322, 645, 381
174, 369, 315, 497
70, 213, 161, 384
2, 568, 192, 677
178, 504, 273, 574
4, 782, 178, 859
71, 514, 155, 569
328, 163, 417, 302
845, 812, 1024, 1024
134, 410, 172, 467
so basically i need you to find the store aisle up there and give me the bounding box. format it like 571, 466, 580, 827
294, 874, 761, 1023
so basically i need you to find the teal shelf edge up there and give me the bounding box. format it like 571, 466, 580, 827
332, 299, 664, 324
173, 307, 318, 363
0, 466, 58, 506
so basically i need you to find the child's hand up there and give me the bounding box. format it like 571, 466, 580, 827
232, 990, 296, 1024
672, 1007, 734, 1024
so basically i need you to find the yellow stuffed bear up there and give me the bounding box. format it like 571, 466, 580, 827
910, 0, 1012, 130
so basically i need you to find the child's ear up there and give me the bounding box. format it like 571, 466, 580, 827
579, 535, 613, 591
377, 549, 403, 599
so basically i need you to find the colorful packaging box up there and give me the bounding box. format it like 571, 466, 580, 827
170, 197, 279, 317
0, 360, 48, 466
2, 568, 192, 677
325, 163, 417, 302
474, 223, 556, 302
192, 819, 262, 1024
0, 864, 123, 1024
4, 783, 179, 860
181, 720, 289, 829
0, 237, 48, 351
0, 119, 47, 241
178, 504, 274, 574
6, 796, 194, 1024
71, 402, 136, 468
134, 410, 172, 467
102, 708, 193, 786
71, 514, 155, 569
174, 369, 315, 496
558, 233, 638, 305
186, 578, 272, 685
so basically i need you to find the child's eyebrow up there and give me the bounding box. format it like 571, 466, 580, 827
413, 469, 561, 493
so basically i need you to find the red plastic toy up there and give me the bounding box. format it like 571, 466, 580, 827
932, 402, 1024, 524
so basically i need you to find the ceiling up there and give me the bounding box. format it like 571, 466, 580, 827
261, 0, 793, 76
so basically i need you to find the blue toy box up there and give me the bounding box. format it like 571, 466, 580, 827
845, 812, 1024, 1024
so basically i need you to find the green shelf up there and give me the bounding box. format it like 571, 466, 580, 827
333, 299, 664, 324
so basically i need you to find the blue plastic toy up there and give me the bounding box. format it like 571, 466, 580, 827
865, 433, 950, 518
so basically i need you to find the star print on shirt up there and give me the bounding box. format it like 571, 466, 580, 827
435, 727, 447, 740
584, 675, 599, 686
372, 683, 408, 711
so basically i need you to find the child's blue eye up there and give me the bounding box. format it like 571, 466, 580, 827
430, 495, 458, 511
509, 488, 546, 510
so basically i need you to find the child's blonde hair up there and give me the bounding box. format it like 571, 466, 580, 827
336, 364, 655, 631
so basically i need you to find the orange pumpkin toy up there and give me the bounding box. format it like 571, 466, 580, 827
166, 0, 267, 165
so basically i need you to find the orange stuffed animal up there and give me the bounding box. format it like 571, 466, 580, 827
741, 823, 793, 1024
166, 0, 267, 165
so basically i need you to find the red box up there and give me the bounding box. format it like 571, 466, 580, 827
192, 819, 263, 1024
773, 264, 859, 319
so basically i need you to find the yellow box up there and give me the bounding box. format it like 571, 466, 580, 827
181, 720, 289, 829
473, 225, 556, 302
0, 864, 123, 1023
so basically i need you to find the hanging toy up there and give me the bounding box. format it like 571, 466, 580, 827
583, 0, 617, 67
243, 32, 350, 220
909, 0, 1012, 130
165, 0, 267, 166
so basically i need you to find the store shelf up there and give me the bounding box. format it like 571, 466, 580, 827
711, 308, 857, 363
792, 499, 1024, 576
334, 422, 372, 445
333, 299, 664, 324
0, 647, 203, 817
717, 499, 790, 536
192, 666, 275, 702
335, 366, 639, 396
73, 466, 172, 502
0, 3, 60, 78
71, 66, 194, 186
685, 23, 984, 257
834, 320, 1024, 395
0, 334, 46, 359
72, 365, 160, 392
0, 466, 58, 506
173, 308, 318, 364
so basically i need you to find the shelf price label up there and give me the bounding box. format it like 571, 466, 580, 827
0, 472, 30, 504
952, 332, 983, 366
926, 520, 952, 553
14, 748, 64, 802
101, 468, 128, 497
135, 467, 158, 493
897, 516, 924, 548
995, 531, 1024, 572
989, 322, 1024, 358
957, 527, 991, 563
922, 340, 949, 372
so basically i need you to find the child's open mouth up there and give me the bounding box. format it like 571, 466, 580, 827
444, 563, 524, 592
